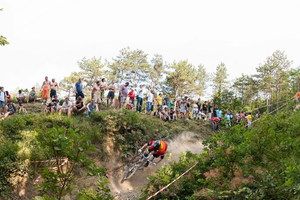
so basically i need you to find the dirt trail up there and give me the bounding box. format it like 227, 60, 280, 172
107, 132, 205, 200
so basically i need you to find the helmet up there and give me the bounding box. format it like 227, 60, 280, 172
153, 140, 160, 150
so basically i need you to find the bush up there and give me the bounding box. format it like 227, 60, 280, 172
142, 111, 300, 199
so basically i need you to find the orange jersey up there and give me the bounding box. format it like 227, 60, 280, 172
156, 141, 168, 156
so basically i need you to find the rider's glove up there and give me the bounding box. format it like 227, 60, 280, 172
138, 149, 142, 154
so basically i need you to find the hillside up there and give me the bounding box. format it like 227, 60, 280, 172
0, 109, 211, 200
142, 110, 300, 200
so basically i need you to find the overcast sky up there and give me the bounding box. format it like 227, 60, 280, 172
1, 0, 300, 92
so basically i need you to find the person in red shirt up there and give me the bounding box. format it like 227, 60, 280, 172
128, 89, 135, 105
139, 139, 168, 167
210, 117, 221, 131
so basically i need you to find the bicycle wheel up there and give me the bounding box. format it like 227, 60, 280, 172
121, 158, 146, 182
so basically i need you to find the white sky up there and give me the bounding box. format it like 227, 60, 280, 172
1, 0, 300, 92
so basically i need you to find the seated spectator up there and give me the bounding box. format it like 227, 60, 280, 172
59, 97, 72, 115
86, 100, 98, 116
169, 108, 177, 121
17, 90, 26, 104
70, 96, 86, 116
5, 91, 12, 102
125, 102, 134, 110
1, 100, 16, 120
45, 96, 59, 113
225, 111, 231, 127
29, 87, 36, 103
159, 107, 170, 121
246, 112, 253, 128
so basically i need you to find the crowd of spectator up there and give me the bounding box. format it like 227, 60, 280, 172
0, 76, 262, 130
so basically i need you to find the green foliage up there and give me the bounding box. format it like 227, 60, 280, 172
166, 60, 207, 97
256, 50, 291, 102
0, 35, 9, 46
0, 115, 26, 139
109, 47, 150, 86
213, 62, 228, 98
78, 57, 106, 88
143, 110, 300, 199
0, 140, 18, 197
77, 176, 113, 200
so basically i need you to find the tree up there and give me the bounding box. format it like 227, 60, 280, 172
0, 9, 9, 46
213, 63, 228, 98
108, 47, 150, 87
233, 74, 259, 106
60, 72, 82, 97
289, 67, 300, 94
149, 54, 165, 90
78, 57, 106, 88
256, 50, 291, 103
193, 64, 208, 97
166, 60, 201, 98
0, 36, 8, 46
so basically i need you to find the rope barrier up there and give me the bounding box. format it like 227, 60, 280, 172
146, 161, 199, 200
146, 97, 296, 200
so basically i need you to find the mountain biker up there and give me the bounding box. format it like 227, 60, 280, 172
138, 139, 168, 167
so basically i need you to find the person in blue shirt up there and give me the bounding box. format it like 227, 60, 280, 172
86, 100, 98, 116
216, 108, 223, 118
75, 78, 84, 100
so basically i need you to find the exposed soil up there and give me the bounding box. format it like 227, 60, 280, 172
107, 132, 205, 200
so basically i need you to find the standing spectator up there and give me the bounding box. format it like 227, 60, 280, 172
0, 87, 5, 114
128, 88, 135, 105
192, 101, 199, 119
156, 93, 163, 110
146, 90, 154, 114
107, 82, 115, 106
29, 87, 36, 103
202, 101, 208, 115
207, 101, 213, 119
91, 81, 101, 104
75, 78, 84, 99
212, 104, 218, 118
119, 82, 129, 108
179, 99, 188, 119
136, 85, 146, 112
50, 78, 59, 99
41, 76, 51, 103
196, 98, 201, 112
100, 78, 107, 102
216, 107, 223, 118
210, 116, 221, 131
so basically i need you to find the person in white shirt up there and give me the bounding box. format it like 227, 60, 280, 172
100, 78, 107, 102
0, 87, 5, 114
146, 90, 154, 114
59, 97, 73, 115
136, 84, 146, 112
